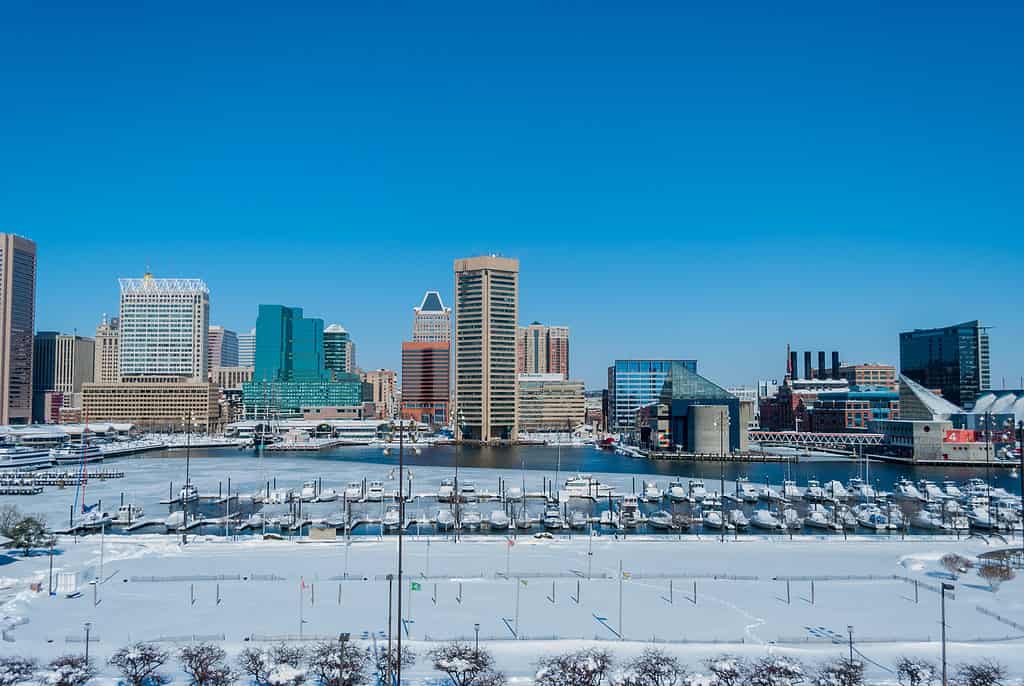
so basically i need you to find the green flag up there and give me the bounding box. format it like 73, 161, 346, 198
520, 579, 528, 587
411, 581, 422, 591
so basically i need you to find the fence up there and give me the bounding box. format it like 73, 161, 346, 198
977, 606, 1024, 633
130, 575, 242, 582
144, 633, 226, 644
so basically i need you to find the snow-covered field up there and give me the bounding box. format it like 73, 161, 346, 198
2, 532, 1023, 682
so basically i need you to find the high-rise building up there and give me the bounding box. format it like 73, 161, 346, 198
516, 323, 569, 378
454, 256, 519, 442
237, 328, 256, 368
118, 274, 210, 380
33, 332, 95, 423
363, 369, 397, 419
94, 315, 120, 383
207, 326, 239, 371
899, 320, 991, 408
412, 291, 451, 342
401, 341, 450, 425
517, 373, 585, 432
0, 233, 36, 424
607, 359, 697, 432
324, 324, 353, 378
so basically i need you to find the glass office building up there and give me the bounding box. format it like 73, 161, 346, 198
899, 320, 990, 408
607, 359, 697, 432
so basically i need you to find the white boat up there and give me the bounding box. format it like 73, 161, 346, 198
782, 508, 803, 530
505, 486, 524, 502
542, 508, 563, 530
620, 496, 640, 528
648, 510, 673, 530
642, 482, 663, 503
243, 513, 265, 530
164, 511, 186, 528
459, 481, 477, 502
728, 509, 749, 529
839, 507, 858, 530
344, 482, 362, 501
750, 509, 782, 530
113, 503, 144, 525
461, 509, 483, 530
824, 481, 848, 500
382, 506, 402, 530
598, 510, 618, 527
316, 488, 338, 503
943, 481, 963, 499
968, 507, 995, 530
489, 510, 510, 530
689, 480, 707, 502
0, 445, 53, 470
782, 480, 801, 500
438, 479, 455, 502
52, 443, 104, 465
856, 506, 890, 530
919, 481, 946, 501
805, 480, 826, 502
300, 481, 317, 502
805, 509, 842, 532
847, 478, 876, 501
702, 510, 726, 529
563, 474, 614, 499
569, 510, 588, 529
435, 509, 455, 530
758, 484, 783, 502
180, 483, 199, 503
366, 481, 385, 502
894, 479, 926, 502
736, 478, 759, 503
912, 510, 947, 531
667, 482, 688, 502
267, 488, 292, 504
702, 492, 721, 508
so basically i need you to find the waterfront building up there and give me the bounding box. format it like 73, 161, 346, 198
516, 373, 585, 433
516, 323, 569, 377
324, 324, 354, 377
899, 320, 990, 408
837, 363, 897, 391
118, 274, 209, 380
0, 233, 36, 424
869, 375, 975, 462
212, 366, 253, 391
93, 315, 120, 383
607, 359, 697, 433
453, 255, 519, 442
412, 291, 451, 343
584, 389, 605, 431
207, 326, 239, 370
81, 377, 220, 431
804, 386, 899, 432
401, 341, 450, 425
33, 332, 94, 423
237, 328, 256, 368
363, 369, 397, 419
758, 377, 849, 431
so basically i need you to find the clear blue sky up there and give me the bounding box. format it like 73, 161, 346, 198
2, 1, 1021, 389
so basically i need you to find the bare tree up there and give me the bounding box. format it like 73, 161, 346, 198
306, 641, 369, 686
431, 642, 501, 686
748, 657, 804, 686
895, 658, 937, 686
941, 554, 974, 579
238, 648, 272, 686
270, 644, 306, 669
0, 656, 37, 686
0, 504, 22, 538
536, 649, 614, 686
179, 643, 234, 686
614, 649, 686, 686
978, 565, 1015, 592
812, 658, 862, 686
372, 646, 416, 686
953, 661, 1007, 686
38, 655, 96, 686
109, 643, 171, 686
704, 657, 745, 686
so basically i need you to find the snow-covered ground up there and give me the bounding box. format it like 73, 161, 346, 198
2, 532, 1023, 682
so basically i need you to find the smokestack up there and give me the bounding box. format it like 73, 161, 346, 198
831, 351, 840, 379
789, 350, 798, 381
818, 351, 826, 381
804, 351, 812, 380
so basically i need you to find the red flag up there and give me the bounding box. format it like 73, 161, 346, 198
300, 576, 306, 589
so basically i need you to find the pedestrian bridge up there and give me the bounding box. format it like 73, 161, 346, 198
748, 430, 884, 448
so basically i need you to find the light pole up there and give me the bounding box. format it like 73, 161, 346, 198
83, 622, 92, 662
716, 409, 728, 542
474, 622, 480, 654
397, 420, 405, 686
1019, 421, 1023, 563
386, 573, 394, 686
941, 582, 954, 686
847, 625, 854, 662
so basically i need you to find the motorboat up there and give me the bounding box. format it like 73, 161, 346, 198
300, 481, 317, 502
180, 483, 199, 503
459, 481, 478, 502
563, 474, 613, 499
887, 506, 906, 529
435, 509, 455, 530
569, 510, 588, 529
52, 443, 104, 465
782, 508, 803, 530
438, 479, 455, 502
243, 513, 265, 530
689, 480, 707, 502
857, 508, 890, 531
894, 479, 926, 502
702, 492, 721, 509
918, 481, 946, 501
847, 478, 876, 501
838, 507, 858, 530
516, 511, 533, 529
598, 510, 618, 527
542, 508, 563, 530
912, 509, 947, 531
648, 510, 674, 530
382, 506, 402, 530
824, 481, 848, 501
943, 481, 963, 499
164, 511, 186, 528
77, 511, 112, 529
461, 509, 483, 530
620, 496, 640, 528
316, 488, 338, 503
668, 481, 688, 503
366, 481, 385, 502
758, 484, 783, 502
642, 482, 663, 503
489, 510, 510, 530
267, 488, 293, 504
0, 445, 53, 470
702, 510, 726, 529
112, 503, 144, 525
783, 480, 801, 500
737, 478, 759, 503
967, 507, 995, 530
805, 509, 842, 532
750, 509, 782, 530
344, 482, 362, 501
505, 486, 524, 502
728, 509, 749, 529
804, 480, 826, 502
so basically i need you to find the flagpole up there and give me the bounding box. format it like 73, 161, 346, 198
397, 418, 405, 686
299, 577, 304, 639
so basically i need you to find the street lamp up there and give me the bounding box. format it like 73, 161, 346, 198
83, 622, 92, 662
847, 625, 854, 662
941, 582, 954, 686
474, 623, 480, 654
1019, 421, 1024, 564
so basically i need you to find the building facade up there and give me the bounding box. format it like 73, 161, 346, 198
412, 291, 451, 343
453, 256, 519, 442
81, 378, 220, 430
237, 328, 256, 368
207, 326, 239, 370
118, 274, 210, 380
607, 359, 697, 432
363, 369, 397, 419
324, 324, 353, 378
516, 323, 569, 378
638, 363, 744, 453
93, 315, 120, 383
899, 320, 990, 408
212, 366, 253, 391
837, 364, 897, 391
804, 386, 899, 432
401, 341, 450, 425
517, 373, 585, 432
0, 233, 36, 424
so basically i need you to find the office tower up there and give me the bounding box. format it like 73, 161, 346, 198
207, 326, 239, 370
33, 332, 95, 422
0, 234, 36, 424
94, 315, 120, 383
238, 328, 256, 368
412, 291, 451, 342
118, 274, 210, 380
324, 324, 353, 378
607, 359, 698, 432
517, 373, 585, 432
363, 369, 397, 419
516, 323, 570, 378
33, 332, 58, 396
453, 255, 519, 441
899, 320, 991, 407
401, 341, 450, 425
